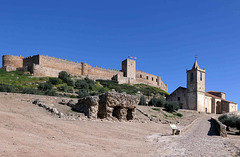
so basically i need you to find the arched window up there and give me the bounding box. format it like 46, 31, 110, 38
191, 73, 193, 81
200, 72, 202, 81
152, 77, 154, 81
146, 76, 148, 80
140, 75, 142, 78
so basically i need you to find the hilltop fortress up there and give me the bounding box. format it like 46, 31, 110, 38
2, 54, 168, 92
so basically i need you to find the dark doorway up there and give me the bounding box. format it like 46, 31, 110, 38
216, 101, 221, 114
126, 109, 133, 120
112, 106, 122, 119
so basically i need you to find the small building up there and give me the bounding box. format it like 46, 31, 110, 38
167, 60, 238, 114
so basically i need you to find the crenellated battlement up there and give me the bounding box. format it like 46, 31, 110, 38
23, 54, 39, 60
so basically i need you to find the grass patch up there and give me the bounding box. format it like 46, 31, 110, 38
173, 112, 183, 117
164, 113, 175, 119
96, 80, 169, 96
151, 108, 160, 112
134, 84, 169, 96
0, 69, 48, 88
151, 115, 157, 118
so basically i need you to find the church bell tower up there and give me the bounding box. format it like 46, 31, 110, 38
186, 60, 206, 111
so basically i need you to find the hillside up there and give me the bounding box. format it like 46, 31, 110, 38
0, 69, 169, 98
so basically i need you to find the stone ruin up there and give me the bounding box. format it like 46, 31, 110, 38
72, 92, 140, 120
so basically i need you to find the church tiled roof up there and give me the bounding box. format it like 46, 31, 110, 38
205, 92, 234, 103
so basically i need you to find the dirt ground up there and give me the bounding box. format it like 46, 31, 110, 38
0, 92, 239, 157
0, 93, 171, 157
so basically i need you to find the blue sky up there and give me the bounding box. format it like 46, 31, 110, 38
0, 0, 239, 110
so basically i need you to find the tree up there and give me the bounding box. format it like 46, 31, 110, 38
38, 82, 53, 91
164, 101, 179, 112
139, 96, 146, 106
49, 77, 62, 85
77, 89, 89, 98
84, 77, 95, 89
148, 97, 166, 107
58, 71, 69, 82
75, 79, 89, 89
66, 78, 74, 86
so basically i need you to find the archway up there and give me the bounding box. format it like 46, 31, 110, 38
112, 106, 122, 119
126, 109, 133, 120
216, 101, 221, 114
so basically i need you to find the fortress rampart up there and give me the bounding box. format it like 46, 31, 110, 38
136, 70, 168, 92
2, 54, 168, 92
2, 55, 23, 71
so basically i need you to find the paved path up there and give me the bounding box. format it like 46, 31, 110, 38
153, 116, 233, 157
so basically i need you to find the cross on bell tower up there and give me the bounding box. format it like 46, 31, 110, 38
186, 57, 206, 111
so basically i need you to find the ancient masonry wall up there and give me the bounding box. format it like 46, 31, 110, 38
135, 70, 168, 92
23, 55, 40, 73
2, 55, 23, 70
38, 55, 124, 79
39, 55, 83, 76
85, 63, 124, 79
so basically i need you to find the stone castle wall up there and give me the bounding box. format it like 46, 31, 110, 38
86, 63, 124, 79
38, 55, 124, 80
136, 70, 168, 92
39, 55, 83, 76
23, 55, 40, 73
2, 55, 23, 70
2, 54, 168, 92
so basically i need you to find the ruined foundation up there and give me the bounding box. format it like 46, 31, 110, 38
72, 92, 140, 120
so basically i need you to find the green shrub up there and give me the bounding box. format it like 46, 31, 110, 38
164, 101, 179, 112
45, 89, 58, 96
225, 115, 238, 128
152, 108, 160, 111
84, 77, 95, 89
218, 114, 228, 124
0, 85, 15, 92
66, 78, 74, 86
49, 77, 62, 85
219, 114, 240, 130
58, 71, 69, 82
97, 80, 137, 94
99, 87, 107, 93
58, 85, 68, 92
175, 112, 183, 117
38, 82, 53, 91
77, 89, 89, 98
22, 88, 38, 94
75, 79, 89, 89
90, 92, 98, 96
70, 95, 77, 98
148, 97, 166, 107
67, 86, 74, 93
139, 96, 146, 105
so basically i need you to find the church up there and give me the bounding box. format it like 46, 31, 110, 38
167, 60, 238, 114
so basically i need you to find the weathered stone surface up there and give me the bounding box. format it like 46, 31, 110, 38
73, 92, 140, 121
66, 100, 76, 107
211, 117, 227, 137
72, 96, 99, 119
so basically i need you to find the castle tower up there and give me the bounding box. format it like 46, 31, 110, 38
122, 58, 136, 80
2, 55, 23, 71
186, 60, 206, 112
